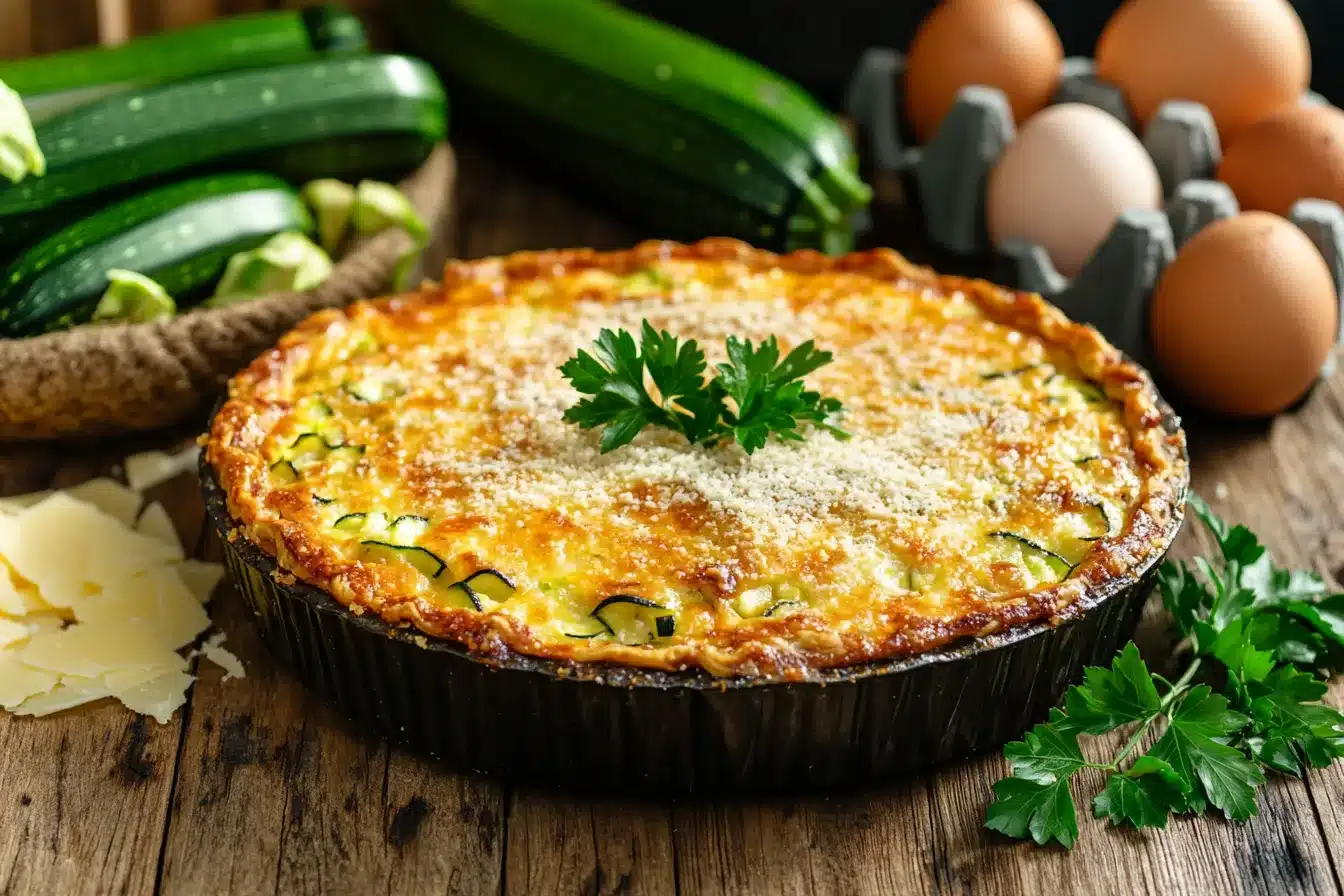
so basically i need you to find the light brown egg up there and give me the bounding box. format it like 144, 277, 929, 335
1095, 0, 1310, 143
904, 0, 1063, 145
986, 103, 1162, 278
1149, 212, 1336, 417
1219, 105, 1344, 216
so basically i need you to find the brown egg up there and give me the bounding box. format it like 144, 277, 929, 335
1095, 0, 1310, 143
1219, 105, 1344, 216
1149, 212, 1336, 417
904, 0, 1063, 144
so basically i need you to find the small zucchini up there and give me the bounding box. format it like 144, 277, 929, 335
2, 6, 367, 125
396, 0, 868, 253
0, 54, 446, 251
0, 172, 311, 336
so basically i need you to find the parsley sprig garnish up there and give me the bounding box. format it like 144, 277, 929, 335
560, 321, 848, 454
987, 494, 1344, 848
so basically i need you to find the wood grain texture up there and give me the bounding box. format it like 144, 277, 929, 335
29, 0, 102, 54
0, 0, 32, 60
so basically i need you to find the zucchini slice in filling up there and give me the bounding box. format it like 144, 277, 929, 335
987, 531, 1074, 581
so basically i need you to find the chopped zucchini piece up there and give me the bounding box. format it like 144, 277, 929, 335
437, 582, 482, 611
290, 432, 333, 455
269, 460, 299, 484
311, 494, 335, 505
388, 514, 429, 543
592, 595, 673, 646
732, 585, 773, 618
987, 531, 1074, 580
360, 540, 447, 579
460, 569, 515, 603
1078, 500, 1117, 542
655, 614, 676, 637
334, 512, 368, 532
325, 444, 366, 469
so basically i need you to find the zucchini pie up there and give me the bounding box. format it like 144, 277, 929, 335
207, 239, 1186, 680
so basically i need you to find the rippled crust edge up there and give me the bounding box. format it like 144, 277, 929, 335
206, 238, 1190, 681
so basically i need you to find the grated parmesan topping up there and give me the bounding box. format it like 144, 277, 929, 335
250, 259, 1145, 656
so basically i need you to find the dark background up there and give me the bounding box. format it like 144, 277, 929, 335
624, 1, 1344, 110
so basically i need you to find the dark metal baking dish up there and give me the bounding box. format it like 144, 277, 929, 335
201, 403, 1187, 794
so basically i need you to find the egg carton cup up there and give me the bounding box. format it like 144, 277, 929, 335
844, 49, 1343, 376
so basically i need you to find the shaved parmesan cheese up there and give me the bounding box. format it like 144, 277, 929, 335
200, 633, 246, 681
0, 472, 236, 727
19, 623, 181, 679
0, 490, 51, 514
0, 618, 29, 649
175, 560, 225, 603
64, 478, 142, 527
23, 614, 66, 636
0, 653, 59, 709
102, 650, 188, 690
115, 669, 193, 724
71, 569, 209, 651
125, 445, 199, 493
135, 502, 183, 556
11, 677, 113, 717
6, 493, 179, 606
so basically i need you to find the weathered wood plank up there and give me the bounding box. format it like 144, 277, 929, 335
673, 780, 936, 896
0, 0, 32, 60
504, 795, 677, 896
29, 0, 102, 54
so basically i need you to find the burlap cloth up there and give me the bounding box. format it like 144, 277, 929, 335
0, 144, 456, 441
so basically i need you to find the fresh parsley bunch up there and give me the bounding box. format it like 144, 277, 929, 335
987, 495, 1344, 848
560, 321, 848, 454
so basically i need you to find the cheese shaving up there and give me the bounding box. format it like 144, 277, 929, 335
136, 501, 184, 556
199, 633, 246, 681
0, 475, 241, 724
175, 559, 225, 603
124, 445, 200, 493
63, 478, 141, 527
0, 617, 29, 649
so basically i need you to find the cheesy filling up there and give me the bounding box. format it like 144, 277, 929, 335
217, 253, 1156, 672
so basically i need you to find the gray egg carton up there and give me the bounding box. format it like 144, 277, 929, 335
844, 49, 1344, 374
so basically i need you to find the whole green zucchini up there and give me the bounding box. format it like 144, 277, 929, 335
0, 5, 367, 125
0, 54, 446, 253
393, 0, 868, 253
0, 172, 312, 337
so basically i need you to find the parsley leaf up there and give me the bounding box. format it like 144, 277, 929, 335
1003, 718, 1085, 784
1063, 642, 1163, 734
560, 322, 846, 454
1093, 756, 1188, 830
988, 493, 1344, 848
986, 777, 1079, 848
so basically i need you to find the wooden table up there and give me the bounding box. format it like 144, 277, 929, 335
2, 142, 1342, 896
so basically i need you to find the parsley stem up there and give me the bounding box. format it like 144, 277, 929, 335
1108, 658, 1203, 772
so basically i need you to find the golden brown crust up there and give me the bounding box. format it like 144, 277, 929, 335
207, 238, 1188, 681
